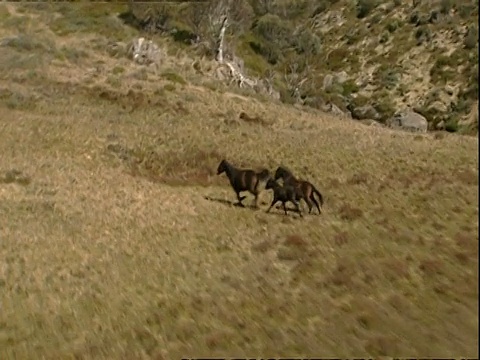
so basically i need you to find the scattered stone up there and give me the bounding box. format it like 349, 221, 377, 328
322, 74, 334, 90
322, 72, 349, 90
335, 71, 349, 84
126, 37, 162, 65
387, 111, 428, 133
321, 102, 347, 118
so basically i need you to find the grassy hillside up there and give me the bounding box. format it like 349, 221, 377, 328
0, 3, 478, 358
127, 0, 479, 133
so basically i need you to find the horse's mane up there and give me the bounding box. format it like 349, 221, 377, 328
278, 165, 295, 176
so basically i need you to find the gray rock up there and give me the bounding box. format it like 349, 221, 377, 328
335, 71, 348, 84
387, 111, 428, 133
322, 102, 350, 118
322, 71, 349, 90
322, 74, 334, 90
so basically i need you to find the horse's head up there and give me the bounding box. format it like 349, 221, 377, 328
265, 177, 277, 190
274, 166, 289, 180
217, 159, 228, 175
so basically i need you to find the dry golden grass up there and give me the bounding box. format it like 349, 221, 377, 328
0, 3, 478, 359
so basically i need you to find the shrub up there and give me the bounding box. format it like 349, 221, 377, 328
458, 4, 477, 19
379, 31, 389, 44
292, 28, 321, 56
326, 48, 350, 71
112, 66, 125, 75
373, 65, 399, 90
0, 4, 10, 20
429, 56, 456, 84
439, 0, 453, 15
312, 0, 341, 16
341, 80, 359, 96
356, 0, 378, 19
373, 97, 396, 122
464, 25, 478, 49
161, 71, 187, 85
444, 118, 459, 132
415, 26, 431, 45
385, 19, 400, 33
251, 14, 294, 64
253, 14, 292, 45
248, 38, 282, 65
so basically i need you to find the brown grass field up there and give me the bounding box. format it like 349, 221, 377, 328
0, 3, 478, 359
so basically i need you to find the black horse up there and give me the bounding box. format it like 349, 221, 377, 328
217, 159, 270, 208
265, 178, 303, 217
274, 166, 324, 214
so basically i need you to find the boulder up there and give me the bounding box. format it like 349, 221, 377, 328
126, 37, 162, 65
322, 102, 350, 118
387, 111, 428, 133
322, 74, 334, 90
322, 71, 349, 91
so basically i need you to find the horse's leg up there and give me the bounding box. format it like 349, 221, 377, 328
236, 191, 246, 207
304, 197, 314, 214
311, 194, 321, 214
282, 202, 288, 215
253, 191, 259, 209
266, 199, 278, 213
292, 200, 303, 217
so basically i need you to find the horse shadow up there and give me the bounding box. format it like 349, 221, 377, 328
203, 196, 258, 209
204, 196, 303, 216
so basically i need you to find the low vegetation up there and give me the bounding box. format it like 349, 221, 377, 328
0, 2, 478, 358
126, 0, 478, 133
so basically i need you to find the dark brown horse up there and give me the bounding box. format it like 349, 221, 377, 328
217, 159, 270, 208
274, 166, 324, 214
265, 178, 303, 217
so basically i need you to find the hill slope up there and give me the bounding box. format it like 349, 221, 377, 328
0, 3, 478, 358
127, 0, 479, 133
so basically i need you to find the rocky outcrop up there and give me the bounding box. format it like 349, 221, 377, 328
386, 111, 428, 133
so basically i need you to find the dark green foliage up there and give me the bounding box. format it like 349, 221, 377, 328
312, 0, 341, 16
292, 28, 322, 55
444, 118, 459, 132
356, 0, 378, 19
464, 25, 478, 49
253, 14, 292, 43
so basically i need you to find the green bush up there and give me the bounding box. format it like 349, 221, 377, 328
439, 0, 453, 15
373, 65, 399, 90
342, 80, 359, 96
248, 38, 282, 65
373, 97, 396, 122
430, 56, 456, 84
385, 19, 400, 33
161, 71, 187, 85
312, 0, 341, 16
356, 0, 378, 19
253, 14, 292, 45
292, 28, 321, 55
415, 26, 431, 45
444, 118, 459, 132
251, 14, 293, 64
464, 25, 478, 49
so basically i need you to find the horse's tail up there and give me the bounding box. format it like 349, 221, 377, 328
312, 185, 324, 206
